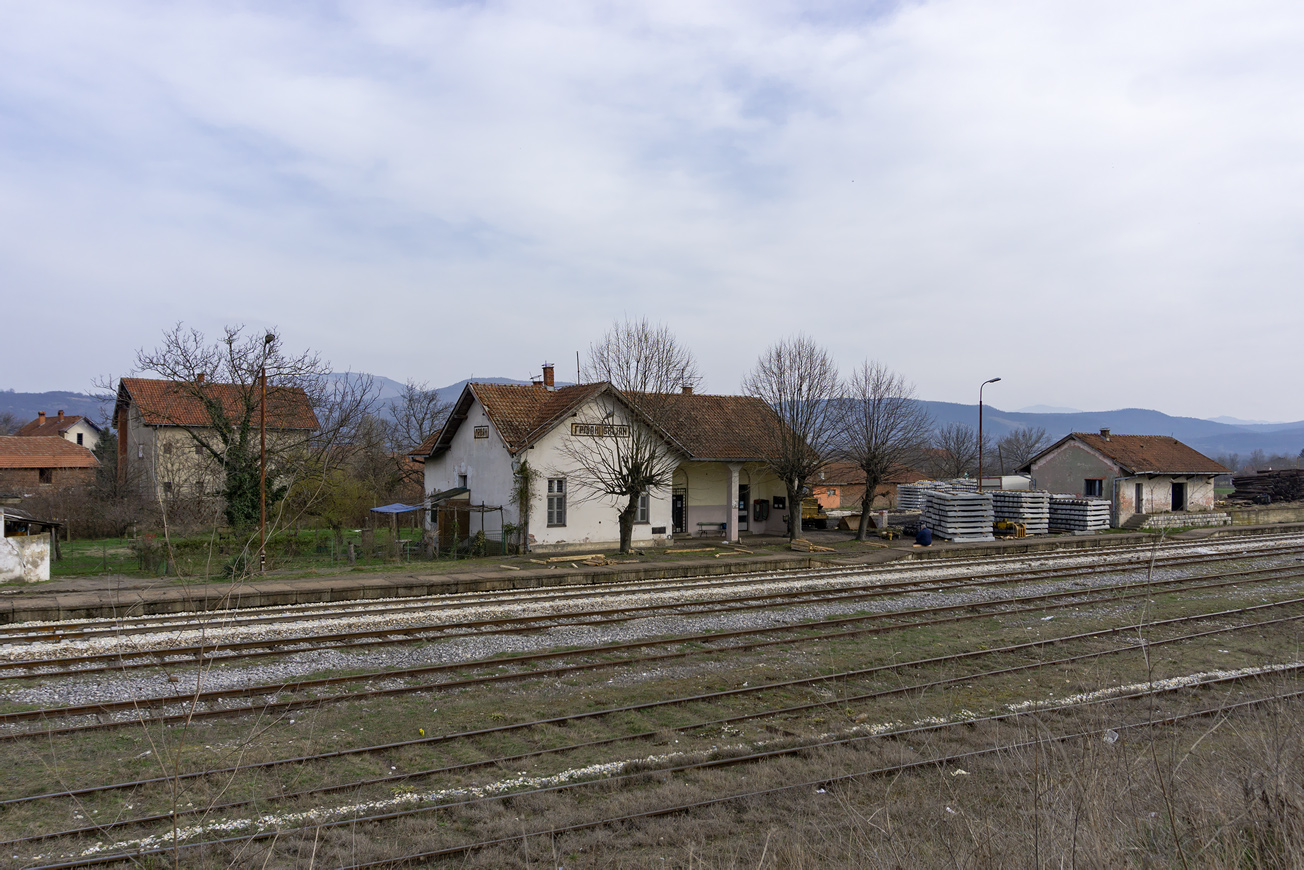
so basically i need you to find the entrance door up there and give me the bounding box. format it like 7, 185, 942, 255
1135, 483, 1144, 514
1171, 482, 1186, 511
737, 484, 750, 532
672, 491, 686, 534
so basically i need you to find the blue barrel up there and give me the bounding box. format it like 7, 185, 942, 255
915, 527, 933, 547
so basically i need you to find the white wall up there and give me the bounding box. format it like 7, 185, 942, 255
0, 532, 51, 582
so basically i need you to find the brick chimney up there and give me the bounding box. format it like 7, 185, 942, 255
682, 385, 693, 395
57, 410, 65, 420
1100, 427, 1111, 441
542, 363, 555, 390
37, 411, 45, 425
197, 373, 206, 385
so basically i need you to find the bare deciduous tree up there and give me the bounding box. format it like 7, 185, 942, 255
996, 425, 1051, 472
385, 379, 452, 491
0, 410, 21, 435
835, 361, 932, 540
743, 335, 840, 541
126, 323, 376, 530
566, 318, 703, 554
930, 422, 979, 479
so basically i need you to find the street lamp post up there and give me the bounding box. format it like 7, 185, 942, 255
977, 377, 1002, 492
259, 333, 275, 574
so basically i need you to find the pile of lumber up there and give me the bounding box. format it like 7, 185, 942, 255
1049, 496, 1110, 532
922, 490, 994, 542
1230, 469, 1304, 504
791, 538, 836, 553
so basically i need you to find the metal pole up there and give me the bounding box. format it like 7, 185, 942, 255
978, 377, 1001, 492
260, 363, 266, 573
259, 333, 274, 574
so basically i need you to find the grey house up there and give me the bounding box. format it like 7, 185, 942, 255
1019, 428, 1229, 527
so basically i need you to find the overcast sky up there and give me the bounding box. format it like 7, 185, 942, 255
3, 1, 1302, 421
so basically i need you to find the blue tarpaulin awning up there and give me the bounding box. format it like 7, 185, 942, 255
369, 503, 425, 514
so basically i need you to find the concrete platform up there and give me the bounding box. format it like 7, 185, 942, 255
4, 523, 1301, 624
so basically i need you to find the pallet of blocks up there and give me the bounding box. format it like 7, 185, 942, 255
990, 490, 1050, 535
1049, 496, 1111, 532
922, 490, 994, 542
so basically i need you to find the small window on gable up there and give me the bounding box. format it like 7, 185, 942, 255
163, 442, 173, 455
1084, 478, 1104, 498
76, 433, 84, 445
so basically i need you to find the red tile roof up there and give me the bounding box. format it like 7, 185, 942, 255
416, 383, 788, 461
15, 413, 99, 438
116, 378, 319, 431
1058, 433, 1229, 475
0, 436, 100, 469
816, 460, 925, 486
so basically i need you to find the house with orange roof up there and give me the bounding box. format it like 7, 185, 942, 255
411, 364, 796, 551
0, 436, 100, 496
114, 376, 319, 501
1018, 428, 1230, 527
15, 410, 102, 448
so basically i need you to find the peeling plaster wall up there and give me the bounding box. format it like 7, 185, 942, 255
0, 533, 50, 583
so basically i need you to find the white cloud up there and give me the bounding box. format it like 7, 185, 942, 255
1, 0, 1301, 418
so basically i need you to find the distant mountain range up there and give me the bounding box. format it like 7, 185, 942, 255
4, 379, 1300, 460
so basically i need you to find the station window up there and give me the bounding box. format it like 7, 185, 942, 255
1084, 479, 1104, 498
547, 478, 566, 526
636, 492, 649, 524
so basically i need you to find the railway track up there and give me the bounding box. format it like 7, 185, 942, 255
6, 598, 1302, 851
3, 556, 1303, 737
4, 532, 1299, 648
2, 537, 1299, 683
6, 531, 1304, 868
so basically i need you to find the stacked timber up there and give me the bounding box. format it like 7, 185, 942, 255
1049, 496, 1111, 532
922, 490, 994, 542
1230, 469, 1304, 504
990, 490, 1051, 535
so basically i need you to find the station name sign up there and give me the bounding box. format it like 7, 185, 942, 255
571, 422, 630, 438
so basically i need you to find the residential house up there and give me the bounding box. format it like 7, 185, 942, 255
114, 377, 319, 500
411, 365, 797, 551
15, 411, 102, 448
0, 436, 99, 495
1018, 428, 1229, 526
810, 461, 928, 511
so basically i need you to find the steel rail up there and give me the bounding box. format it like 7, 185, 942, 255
22, 674, 1304, 870
8, 601, 1303, 848
4, 542, 1296, 680
3, 562, 1303, 740
6, 533, 1296, 645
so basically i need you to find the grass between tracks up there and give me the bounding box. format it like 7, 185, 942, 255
5, 563, 1304, 867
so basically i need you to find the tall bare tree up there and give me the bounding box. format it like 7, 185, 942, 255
566, 318, 703, 553
996, 425, 1051, 472
127, 323, 375, 529
930, 422, 979, 479
0, 410, 21, 435
743, 334, 840, 541
384, 379, 452, 494
835, 361, 932, 540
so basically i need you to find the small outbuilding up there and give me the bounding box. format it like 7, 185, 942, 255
1018, 428, 1229, 527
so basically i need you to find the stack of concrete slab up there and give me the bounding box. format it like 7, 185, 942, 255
1049, 496, 1111, 532
897, 481, 949, 510
946, 478, 979, 491
991, 490, 1051, 535
923, 490, 994, 542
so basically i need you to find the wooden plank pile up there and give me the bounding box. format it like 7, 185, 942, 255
922, 490, 994, 542
1230, 469, 1304, 504
990, 490, 1050, 535
1049, 496, 1111, 532
791, 538, 836, 553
